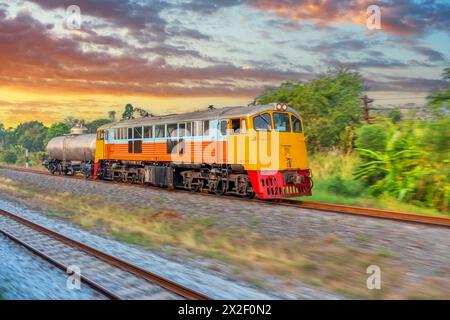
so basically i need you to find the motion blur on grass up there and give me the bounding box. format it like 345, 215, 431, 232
2, 176, 449, 299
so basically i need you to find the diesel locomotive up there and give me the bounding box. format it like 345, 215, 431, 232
44, 104, 313, 199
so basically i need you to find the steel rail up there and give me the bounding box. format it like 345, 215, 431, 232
0, 225, 122, 300
0, 208, 210, 300
276, 199, 450, 228
1, 165, 449, 228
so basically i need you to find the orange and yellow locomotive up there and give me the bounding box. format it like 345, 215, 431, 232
46, 104, 312, 199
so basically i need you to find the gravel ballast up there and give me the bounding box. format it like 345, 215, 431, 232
1, 168, 449, 298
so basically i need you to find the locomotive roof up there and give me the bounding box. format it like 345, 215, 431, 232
100, 104, 300, 129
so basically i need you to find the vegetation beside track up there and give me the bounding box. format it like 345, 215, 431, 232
259, 68, 449, 214
296, 151, 448, 217
1, 177, 449, 299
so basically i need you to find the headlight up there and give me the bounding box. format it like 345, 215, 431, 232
282, 104, 288, 111
276, 103, 282, 110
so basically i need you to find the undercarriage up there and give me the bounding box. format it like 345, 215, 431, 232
43, 159, 94, 178
96, 160, 255, 198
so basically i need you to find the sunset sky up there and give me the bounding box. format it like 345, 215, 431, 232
0, 0, 449, 127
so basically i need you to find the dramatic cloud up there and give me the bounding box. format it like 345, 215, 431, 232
0, 9, 309, 97
413, 46, 446, 62
28, 0, 170, 40
367, 76, 447, 92
0, 0, 448, 127
248, 0, 450, 35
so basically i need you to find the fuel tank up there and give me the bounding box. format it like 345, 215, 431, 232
46, 134, 96, 162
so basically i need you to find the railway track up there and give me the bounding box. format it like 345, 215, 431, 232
1, 165, 449, 228
0, 208, 210, 300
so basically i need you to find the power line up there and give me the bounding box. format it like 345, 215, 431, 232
374, 96, 428, 101
371, 106, 427, 110
360, 96, 429, 122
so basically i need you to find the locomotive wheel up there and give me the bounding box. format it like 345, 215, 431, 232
243, 191, 256, 199
190, 180, 203, 192
123, 172, 135, 184
214, 179, 226, 196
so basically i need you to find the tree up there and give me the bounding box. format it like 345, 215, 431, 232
121, 104, 151, 120
355, 124, 388, 153
256, 68, 365, 151
122, 104, 134, 120
387, 109, 403, 123
0, 123, 5, 147
108, 111, 116, 122
0, 123, 16, 148
1, 150, 17, 164
85, 119, 111, 133
427, 67, 450, 117
14, 121, 48, 152
46, 122, 70, 142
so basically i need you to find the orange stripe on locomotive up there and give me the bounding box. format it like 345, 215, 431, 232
104, 141, 227, 164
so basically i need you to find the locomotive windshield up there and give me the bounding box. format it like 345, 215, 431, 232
291, 115, 303, 133
273, 112, 291, 132
253, 113, 272, 131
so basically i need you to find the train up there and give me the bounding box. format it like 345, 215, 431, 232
44, 104, 313, 200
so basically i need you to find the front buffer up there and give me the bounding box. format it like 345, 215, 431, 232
247, 169, 313, 200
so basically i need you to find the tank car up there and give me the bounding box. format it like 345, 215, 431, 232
44, 133, 96, 177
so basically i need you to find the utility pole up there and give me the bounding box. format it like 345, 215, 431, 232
361, 95, 374, 123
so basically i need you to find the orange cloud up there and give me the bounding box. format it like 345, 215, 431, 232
0, 9, 308, 99
249, 0, 450, 35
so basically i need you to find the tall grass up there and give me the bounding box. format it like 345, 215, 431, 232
309, 150, 360, 179
300, 151, 446, 216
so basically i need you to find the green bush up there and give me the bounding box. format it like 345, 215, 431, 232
355, 124, 388, 152
1, 150, 18, 164
326, 176, 365, 197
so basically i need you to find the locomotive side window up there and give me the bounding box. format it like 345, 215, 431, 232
186, 122, 192, 136
291, 115, 303, 133
167, 123, 177, 137
273, 112, 291, 132
134, 127, 142, 139
230, 119, 241, 134
97, 130, 105, 140
220, 120, 227, 136
253, 113, 272, 131
194, 121, 203, 136
203, 120, 209, 136
144, 126, 153, 138
155, 125, 165, 138
128, 128, 133, 140
179, 123, 186, 136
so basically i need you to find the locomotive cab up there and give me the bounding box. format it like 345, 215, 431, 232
227, 104, 312, 199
